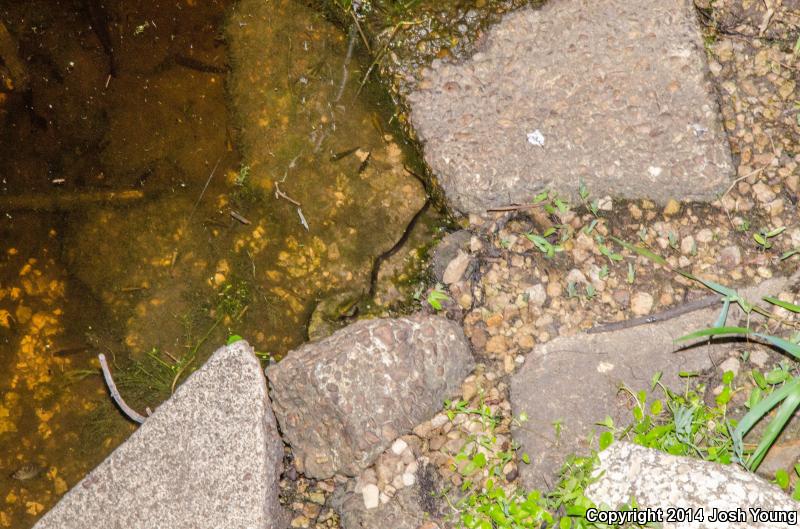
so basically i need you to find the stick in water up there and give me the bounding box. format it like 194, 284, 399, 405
98, 353, 148, 424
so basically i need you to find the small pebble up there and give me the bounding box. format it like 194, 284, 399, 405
391, 438, 408, 456
362, 484, 380, 509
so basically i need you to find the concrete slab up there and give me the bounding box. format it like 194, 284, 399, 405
409, 0, 734, 214
511, 277, 792, 490
587, 442, 799, 528
34, 341, 286, 529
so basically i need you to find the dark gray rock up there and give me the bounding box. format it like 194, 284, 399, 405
333, 458, 451, 529
408, 0, 734, 214
268, 315, 474, 479
34, 341, 286, 529
511, 277, 794, 490
587, 442, 799, 528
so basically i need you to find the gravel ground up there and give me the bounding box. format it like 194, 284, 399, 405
277, 1, 800, 526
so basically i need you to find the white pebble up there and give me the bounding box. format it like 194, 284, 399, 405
362, 484, 380, 509
430, 414, 449, 429
402, 472, 416, 487
526, 129, 545, 146
391, 439, 408, 455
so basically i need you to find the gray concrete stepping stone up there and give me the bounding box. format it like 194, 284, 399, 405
34, 341, 286, 529
409, 0, 734, 214
587, 442, 799, 528
511, 277, 792, 490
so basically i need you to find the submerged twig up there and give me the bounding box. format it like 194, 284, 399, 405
357, 20, 420, 96
188, 157, 222, 221
98, 353, 148, 424
297, 207, 309, 231
350, 9, 370, 53
334, 24, 358, 103
230, 210, 251, 225
274, 182, 301, 206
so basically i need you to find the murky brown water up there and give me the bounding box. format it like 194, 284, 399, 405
0, 1, 439, 526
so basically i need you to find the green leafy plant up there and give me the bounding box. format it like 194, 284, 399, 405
608, 372, 736, 464
566, 281, 578, 299
578, 181, 599, 217
667, 232, 678, 251
736, 218, 751, 232
427, 284, 450, 311
585, 284, 596, 300
533, 190, 571, 216
677, 293, 800, 471
583, 219, 599, 235
596, 238, 622, 262
754, 226, 785, 251
524, 230, 563, 259
782, 248, 800, 261
235, 165, 250, 186
444, 397, 637, 529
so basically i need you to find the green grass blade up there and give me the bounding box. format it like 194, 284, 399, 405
753, 333, 800, 360
714, 299, 731, 328
676, 327, 750, 342
610, 237, 668, 266
683, 276, 738, 299
747, 383, 800, 471
735, 378, 800, 439
764, 297, 800, 313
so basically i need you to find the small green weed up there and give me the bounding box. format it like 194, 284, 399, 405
782, 248, 800, 260
585, 284, 596, 300
596, 237, 622, 262
626, 263, 635, 284
235, 165, 250, 186
566, 282, 579, 299
736, 218, 751, 232
667, 232, 678, 251
753, 226, 785, 251
607, 372, 736, 464
524, 230, 563, 259
578, 181, 600, 217
444, 397, 634, 529
533, 190, 571, 216
427, 284, 450, 311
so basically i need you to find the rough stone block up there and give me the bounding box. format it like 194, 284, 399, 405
267, 315, 474, 479
409, 0, 734, 214
587, 442, 799, 528
34, 341, 286, 529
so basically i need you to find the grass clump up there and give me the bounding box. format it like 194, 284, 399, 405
446, 353, 800, 528
116, 278, 253, 408
442, 397, 628, 529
